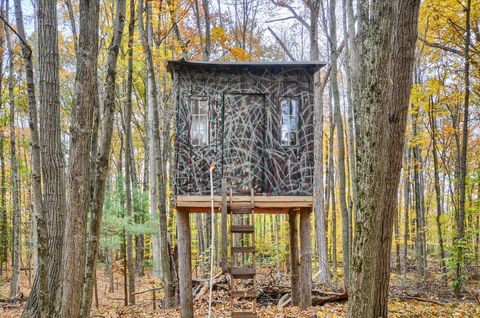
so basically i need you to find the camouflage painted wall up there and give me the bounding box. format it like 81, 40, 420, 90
171, 65, 315, 196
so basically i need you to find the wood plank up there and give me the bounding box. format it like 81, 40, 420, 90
175, 195, 313, 209
230, 208, 253, 214
231, 267, 255, 279
232, 246, 255, 253
231, 225, 254, 233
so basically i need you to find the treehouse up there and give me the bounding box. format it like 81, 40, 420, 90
167, 59, 326, 318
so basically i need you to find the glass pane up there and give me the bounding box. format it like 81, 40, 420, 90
198, 99, 208, 114
280, 100, 287, 116
281, 130, 289, 146
280, 98, 299, 146
191, 131, 200, 145
290, 100, 298, 118
191, 99, 199, 115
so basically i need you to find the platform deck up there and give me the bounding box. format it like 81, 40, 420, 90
175, 195, 313, 213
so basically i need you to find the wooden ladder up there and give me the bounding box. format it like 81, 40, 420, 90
229, 189, 257, 318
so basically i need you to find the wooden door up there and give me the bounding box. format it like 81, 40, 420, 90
223, 94, 265, 194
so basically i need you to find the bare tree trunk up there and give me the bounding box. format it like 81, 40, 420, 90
61, 0, 99, 316
403, 149, 410, 277
306, 0, 329, 285
0, 2, 5, 277
12, 0, 47, 311
429, 104, 447, 281
329, 0, 350, 286
412, 111, 427, 277
138, 0, 174, 305
328, 107, 337, 270
139, 0, 161, 279
5, 20, 21, 298
347, 1, 420, 317
454, 0, 471, 298
81, 0, 126, 316
124, 0, 136, 305
23, 0, 68, 315
202, 0, 211, 61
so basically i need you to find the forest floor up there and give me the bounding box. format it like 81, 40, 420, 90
1, 265, 479, 318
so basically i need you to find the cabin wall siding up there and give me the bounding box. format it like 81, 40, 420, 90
173, 67, 314, 196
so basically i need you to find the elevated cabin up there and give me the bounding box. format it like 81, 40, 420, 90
167, 60, 326, 318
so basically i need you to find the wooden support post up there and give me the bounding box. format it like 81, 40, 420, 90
288, 209, 300, 306
177, 209, 193, 318
299, 208, 312, 309
221, 179, 228, 272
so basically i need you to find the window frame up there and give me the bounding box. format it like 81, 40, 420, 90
279, 96, 300, 147
190, 96, 210, 146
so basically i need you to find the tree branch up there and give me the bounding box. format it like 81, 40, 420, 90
267, 27, 296, 61
417, 35, 462, 55
269, 0, 310, 31
0, 14, 32, 56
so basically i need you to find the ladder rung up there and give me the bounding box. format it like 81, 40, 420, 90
229, 203, 254, 209
230, 290, 257, 298
231, 311, 257, 318
230, 208, 252, 214
232, 246, 255, 253
231, 267, 255, 279
231, 225, 254, 233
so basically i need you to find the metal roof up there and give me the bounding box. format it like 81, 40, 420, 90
167, 59, 327, 73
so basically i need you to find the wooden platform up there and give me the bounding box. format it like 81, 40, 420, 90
175, 195, 313, 213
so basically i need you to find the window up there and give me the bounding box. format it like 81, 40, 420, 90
191, 97, 209, 146
281, 98, 299, 146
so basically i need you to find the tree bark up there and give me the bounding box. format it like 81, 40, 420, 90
454, 0, 471, 298
403, 149, 411, 277
124, 0, 136, 305
12, 0, 47, 312
61, 0, 99, 316
308, 0, 329, 285
81, 0, 126, 316
138, 0, 174, 305
412, 111, 427, 277
299, 209, 312, 309
329, 0, 350, 286
0, 1, 5, 278
5, 20, 21, 298
23, 0, 68, 315
429, 103, 447, 280
347, 1, 420, 317
177, 209, 193, 318
288, 210, 300, 306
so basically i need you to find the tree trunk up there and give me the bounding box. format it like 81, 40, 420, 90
0, 2, 5, 277
61, 0, 99, 316
429, 104, 447, 280
412, 111, 427, 277
23, 0, 68, 315
5, 21, 21, 298
138, 0, 174, 305
347, 1, 420, 317
308, 0, 329, 285
81, 0, 126, 315
403, 149, 411, 277
454, 0, 471, 298
329, 0, 350, 287
124, 0, 136, 305
12, 0, 47, 311
288, 210, 300, 306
